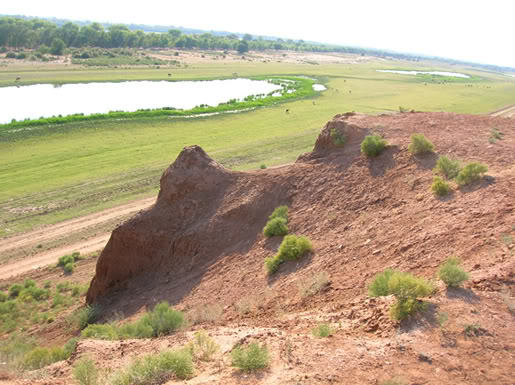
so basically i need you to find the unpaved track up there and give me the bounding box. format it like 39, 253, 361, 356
0, 196, 155, 279
490, 104, 515, 118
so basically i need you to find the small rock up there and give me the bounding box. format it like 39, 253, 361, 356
418, 353, 432, 364
372, 249, 381, 255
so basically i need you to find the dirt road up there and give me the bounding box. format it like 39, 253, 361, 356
0, 196, 155, 280
490, 104, 515, 118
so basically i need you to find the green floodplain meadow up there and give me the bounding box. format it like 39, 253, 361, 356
1, 58, 515, 237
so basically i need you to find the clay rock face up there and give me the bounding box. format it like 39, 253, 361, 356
86, 145, 291, 303
298, 112, 368, 161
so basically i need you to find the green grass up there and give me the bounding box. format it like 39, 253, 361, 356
231, 342, 269, 372
438, 257, 469, 287
1, 59, 514, 237
311, 323, 333, 338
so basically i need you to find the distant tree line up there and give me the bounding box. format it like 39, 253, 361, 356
1, 16, 514, 73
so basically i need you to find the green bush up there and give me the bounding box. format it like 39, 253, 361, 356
0, 292, 7, 302
456, 162, 488, 186
361, 134, 387, 157
263, 217, 288, 237
268, 205, 288, 221
277, 235, 312, 261
58, 254, 74, 267
368, 270, 433, 320
110, 349, 194, 384
438, 257, 469, 287
73, 356, 99, 385
330, 127, 346, 146
311, 323, 333, 338
368, 269, 396, 297
8, 284, 23, 298
259, 164, 267, 169
431, 176, 451, 196
23, 279, 36, 288
408, 133, 434, 154
6, 52, 16, 58
71, 305, 101, 330
63, 262, 75, 273
434, 156, 461, 179
82, 323, 119, 340
187, 330, 220, 361
231, 342, 269, 372
264, 256, 281, 275
23, 345, 71, 370
140, 301, 185, 337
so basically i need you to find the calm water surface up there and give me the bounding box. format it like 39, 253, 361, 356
377, 70, 470, 78
0, 79, 284, 124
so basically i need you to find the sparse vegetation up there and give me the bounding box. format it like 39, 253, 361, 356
259, 164, 267, 169
187, 303, 223, 325
231, 342, 269, 372
57, 252, 82, 274
110, 349, 194, 384
69, 305, 101, 330
361, 134, 387, 157
489, 128, 504, 143
438, 257, 469, 287
431, 176, 451, 196
82, 302, 184, 340
73, 356, 99, 385
298, 271, 329, 297
368, 269, 433, 320
380, 378, 408, 385
464, 323, 482, 337
408, 133, 434, 154
263, 205, 289, 237
265, 234, 313, 275
434, 155, 462, 179
456, 162, 488, 186
187, 330, 220, 361
311, 323, 333, 338
330, 127, 346, 146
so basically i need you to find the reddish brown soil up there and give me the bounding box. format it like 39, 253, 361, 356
5, 112, 515, 384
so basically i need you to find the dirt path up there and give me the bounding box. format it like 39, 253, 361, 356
0, 196, 155, 279
490, 104, 515, 117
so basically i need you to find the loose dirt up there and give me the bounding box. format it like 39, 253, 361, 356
490, 103, 515, 118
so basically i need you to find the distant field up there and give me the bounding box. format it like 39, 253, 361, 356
1, 56, 515, 237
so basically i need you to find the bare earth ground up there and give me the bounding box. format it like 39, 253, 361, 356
1, 112, 512, 385
491, 104, 515, 118
0, 197, 154, 279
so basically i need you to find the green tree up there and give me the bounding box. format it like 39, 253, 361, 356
237, 40, 249, 53
50, 38, 65, 55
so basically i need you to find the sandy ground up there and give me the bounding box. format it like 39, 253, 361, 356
0, 197, 155, 280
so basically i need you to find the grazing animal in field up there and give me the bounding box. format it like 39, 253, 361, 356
285, 109, 289, 114
168, 73, 171, 77
344, 79, 346, 82
349, 90, 352, 93
312, 101, 316, 105
15, 77, 21, 82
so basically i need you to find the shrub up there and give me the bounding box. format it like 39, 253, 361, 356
263, 217, 288, 237
368, 270, 433, 320
368, 269, 396, 297
73, 357, 99, 385
361, 134, 387, 157
434, 156, 461, 179
311, 323, 333, 338
187, 304, 223, 325
277, 235, 312, 261
438, 257, 469, 287
82, 323, 119, 340
456, 162, 488, 186
16, 52, 27, 60
330, 127, 346, 146
58, 254, 74, 267
63, 262, 75, 273
259, 164, 267, 169
71, 305, 101, 330
8, 284, 23, 298
408, 133, 434, 154
140, 301, 185, 337
264, 256, 281, 275
110, 349, 194, 384
0, 292, 7, 302
6, 52, 16, 58
23, 344, 71, 370
268, 205, 288, 221
23, 279, 36, 288
231, 342, 269, 372
431, 176, 451, 196
187, 330, 220, 361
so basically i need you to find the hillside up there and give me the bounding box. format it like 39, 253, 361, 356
7, 111, 515, 384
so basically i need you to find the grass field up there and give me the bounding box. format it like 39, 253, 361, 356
1, 57, 515, 237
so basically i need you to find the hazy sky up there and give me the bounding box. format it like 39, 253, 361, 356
3, 0, 515, 68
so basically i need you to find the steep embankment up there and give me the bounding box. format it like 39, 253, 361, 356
80, 112, 514, 385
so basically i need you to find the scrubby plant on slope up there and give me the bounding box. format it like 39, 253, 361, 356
263, 205, 289, 237
330, 127, 346, 146
408, 133, 434, 154
311, 323, 333, 338
368, 270, 433, 320
431, 176, 451, 196
434, 155, 461, 179
82, 302, 184, 340
265, 235, 313, 275
438, 257, 469, 287
456, 162, 488, 186
361, 134, 387, 157
73, 356, 99, 385
231, 342, 269, 372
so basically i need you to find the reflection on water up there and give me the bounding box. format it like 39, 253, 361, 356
377, 70, 470, 78
0, 79, 283, 124
313, 84, 327, 91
